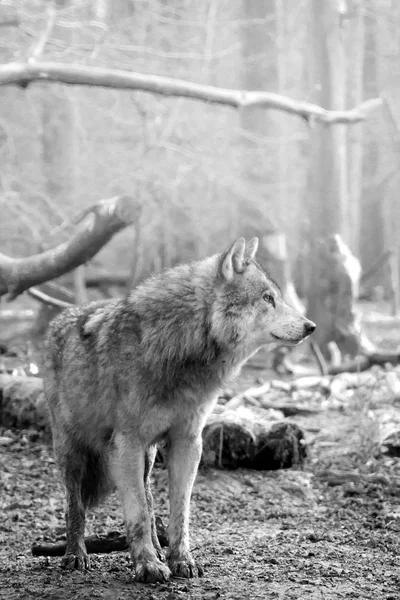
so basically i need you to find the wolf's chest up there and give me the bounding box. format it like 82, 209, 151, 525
126, 388, 218, 446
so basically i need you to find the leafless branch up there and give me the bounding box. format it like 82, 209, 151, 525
42, 281, 75, 301
26, 288, 73, 309
0, 61, 383, 125
28, 7, 56, 61
310, 340, 329, 376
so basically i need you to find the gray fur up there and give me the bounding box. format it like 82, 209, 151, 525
43, 237, 315, 583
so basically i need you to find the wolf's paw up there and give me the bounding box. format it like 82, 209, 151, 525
60, 552, 90, 571
168, 555, 203, 579
135, 559, 171, 583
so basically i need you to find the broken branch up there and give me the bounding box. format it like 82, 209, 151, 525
0, 195, 140, 300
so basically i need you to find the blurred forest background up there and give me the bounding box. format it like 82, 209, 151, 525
0, 0, 400, 339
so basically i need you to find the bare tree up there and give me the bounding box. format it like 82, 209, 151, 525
347, 0, 365, 258
305, 0, 363, 356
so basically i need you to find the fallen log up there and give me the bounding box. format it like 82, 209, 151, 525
0, 376, 307, 471
0, 374, 47, 430
328, 349, 400, 375
281, 343, 400, 376
202, 406, 306, 470
32, 518, 168, 557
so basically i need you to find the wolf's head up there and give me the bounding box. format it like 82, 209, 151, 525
210, 237, 315, 357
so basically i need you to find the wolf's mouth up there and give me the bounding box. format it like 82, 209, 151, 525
271, 334, 286, 341
271, 334, 302, 345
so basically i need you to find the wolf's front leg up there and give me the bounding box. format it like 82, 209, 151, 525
167, 434, 204, 578
112, 433, 170, 583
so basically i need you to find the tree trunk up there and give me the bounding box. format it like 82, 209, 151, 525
305, 0, 362, 355
38, 0, 81, 329
347, 0, 365, 258
239, 0, 277, 239
240, 0, 303, 311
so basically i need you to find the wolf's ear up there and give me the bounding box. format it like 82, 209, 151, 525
220, 238, 246, 281
246, 237, 259, 260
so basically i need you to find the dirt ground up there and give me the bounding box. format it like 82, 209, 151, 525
2, 380, 400, 600
2, 302, 400, 599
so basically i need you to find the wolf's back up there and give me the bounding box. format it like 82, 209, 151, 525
43, 299, 113, 378
44, 306, 82, 371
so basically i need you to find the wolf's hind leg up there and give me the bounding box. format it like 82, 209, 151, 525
144, 445, 163, 560
112, 434, 170, 583
57, 444, 90, 571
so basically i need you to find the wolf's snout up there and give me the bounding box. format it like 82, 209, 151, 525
303, 321, 316, 337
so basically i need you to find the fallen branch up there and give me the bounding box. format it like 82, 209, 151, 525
328, 349, 400, 375
0, 61, 382, 125
32, 518, 168, 557
226, 376, 329, 408
223, 381, 273, 410
258, 401, 321, 417
0, 195, 140, 300
32, 534, 130, 557
318, 469, 391, 487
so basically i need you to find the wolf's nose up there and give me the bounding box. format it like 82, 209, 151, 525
303, 321, 316, 336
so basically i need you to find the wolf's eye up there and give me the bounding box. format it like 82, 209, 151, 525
263, 293, 275, 307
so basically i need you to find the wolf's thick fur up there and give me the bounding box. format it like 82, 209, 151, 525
43, 237, 315, 583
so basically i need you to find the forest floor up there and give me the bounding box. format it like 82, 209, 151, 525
1, 301, 400, 600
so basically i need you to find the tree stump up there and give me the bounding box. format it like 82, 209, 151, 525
307, 234, 362, 358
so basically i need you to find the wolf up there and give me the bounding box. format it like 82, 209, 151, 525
43, 237, 315, 583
